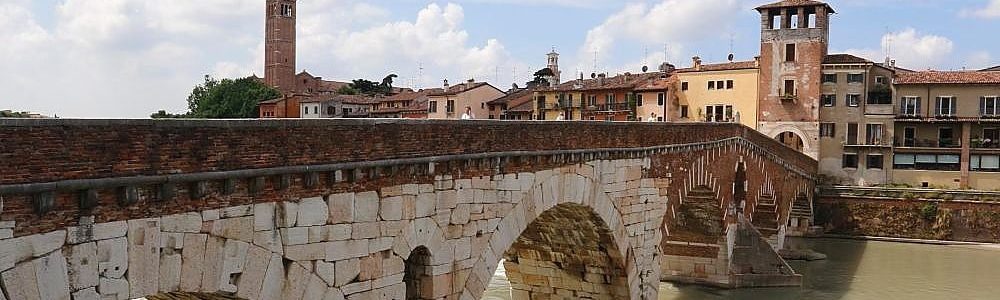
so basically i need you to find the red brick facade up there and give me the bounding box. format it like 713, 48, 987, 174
265, 0, 297, 94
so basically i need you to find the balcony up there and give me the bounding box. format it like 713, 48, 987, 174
894, 139, 962, 149
584, 103, 632, 112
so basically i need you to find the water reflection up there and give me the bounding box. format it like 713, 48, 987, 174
483, 238, 1000, 299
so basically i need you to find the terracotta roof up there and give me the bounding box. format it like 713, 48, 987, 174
547, 72, 663, 92
634, 76, 673, 91
676, 60, 757, 73
300, 94, 379, 104
429, 82, 494, 96
823, 54, 871, 64
507, 100, 535, 112
755, 0, 835, 13
487, 88, 533, 105
895, 71, 1000, 85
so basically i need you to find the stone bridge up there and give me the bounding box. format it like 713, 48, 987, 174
0, 119, 816, 300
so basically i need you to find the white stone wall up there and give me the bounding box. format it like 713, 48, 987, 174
0, 158, 666, 300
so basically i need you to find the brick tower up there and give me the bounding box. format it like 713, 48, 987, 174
755, 0, 834, 159
265, 0, 297, 94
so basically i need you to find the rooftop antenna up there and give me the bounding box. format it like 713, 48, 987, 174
728, 34, 735, 62
643, 45, 649, 71
884, 26, 893, 63
663, 43, 668, 65
418, 62, 424, 88
593, 51, 599, 74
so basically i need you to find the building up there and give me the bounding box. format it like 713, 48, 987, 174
634, 70, 673, 122
486, 88, 536, 120
265, 0, 297, 93
755, 0, 834, 159
817, 54, 896, 186
370, 90, 439, 118
426, 80, 505, 119
537, 72, 664, 121
891, 70, 1000, 189
299, 95, 377, 118
674, 58, 759, 127
258, 96, 301, 118
545, 49, 562, 85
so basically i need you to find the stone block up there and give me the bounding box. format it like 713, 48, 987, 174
307, 226, 327, 243
315, 260, 336, 286
160, 232, 184, 249
355, 192, 380, 222
402, 196, 417, 220
254, 202, 276, 231
436, 190, 458, 210
180, 233, 207, 292
358, 254, 383, 281
236, 245, 271, 300
287, 242, 329, 261
380, 196, 403, 221
211, 216, 254, 242
221, 205, 253, 218
67, 221, 126, 244
219, 239, 250, 293
2, 260, 40, 300
369, 237, 393, 253
65, 242, 98, 290
334, 258, 360, 287
328, 193, 355, 224
282, 262, 311, 300
416, 193, 436, 218
35, 251, 72, 300
382, 257, 404, 276
127, 218, 160, 298
201, 236, 225, 293
299, 197, 330, 226
379, 220, 406, 237
327, 224, 352, 241
0, 229, 10, 240
160, 213, 202, 233
96, 237, 127, 279
159, 249, 182, 292
340, 280, 371, 296
202, 209, 220, 221
324, 287, 346, 300
303, 274, 328, 300
281, 227, 309, 246
71, 288, 99, 300
451, 204, 471, 225
260, 253, 285, 300
372, 272, 403, 289
326, 240, 369, 261
98, 277, 129, 300
251, 231, 282, 255
277, 202, 299, 228
352, 222, 380, 240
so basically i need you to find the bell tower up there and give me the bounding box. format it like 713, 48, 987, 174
265, 0, 297, 94
546, 48, 561, 85
755, 0, 834, 159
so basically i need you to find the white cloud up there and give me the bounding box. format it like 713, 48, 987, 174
966, 51, 994, 69
579, 0, 741, 73
0, 1, 522, 118
843, 28, 954, 70
961, 0, 1000, 18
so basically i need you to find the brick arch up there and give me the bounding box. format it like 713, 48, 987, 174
458, 165, 654, 300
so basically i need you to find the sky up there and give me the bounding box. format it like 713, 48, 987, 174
1, 0, 998, 118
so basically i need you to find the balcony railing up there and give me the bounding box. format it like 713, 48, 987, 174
583, 103, 632, 112
894, 139, 962, 148
971, 139, 1000, 149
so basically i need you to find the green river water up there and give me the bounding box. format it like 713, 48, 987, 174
482, 238, 1000, 299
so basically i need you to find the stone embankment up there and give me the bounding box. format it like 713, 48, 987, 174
816, 186, 1000, 243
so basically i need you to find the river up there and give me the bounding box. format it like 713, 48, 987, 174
482, 238, 1000, 299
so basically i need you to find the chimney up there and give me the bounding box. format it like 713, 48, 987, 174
443, 79, 450, 91
753, 56, 760, 68
467, 78, 475, 84
692, 56, 702, 71
597, 73, 606, 86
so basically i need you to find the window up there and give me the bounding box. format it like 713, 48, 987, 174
784, 80, 795, 96
681, 105, 689, 118
681, 82, 689, 91
606, 93, 616, 104
705, 105, 733, 122
708, 81, 716, 90
785, 44, 796, 62
847, 73, 864, 83
327, 107, 336, 116
588, 95, 597, 106
657, 93, 665, 106
537, 96, 546, 110
972, 155, 1000, 171
726, 80, 734, 89
280, 3, 293, 17
935, 96, 956, 117
981, 96, 1000, 117
822, 73, 837, 84
865, 124, 883, 145
939, 127, 955, 147
847, 123, 859, 145
985, 128, 1000, 144
900, 97, 921, 116
820, 123, 836, 137
717, 81, 725, 89
822, 94, 836, 107
867, 154, 884, 169
896, 154, 961, 171
658, 117, 664, 122
304, 107, 308, 115
313, 106, 318, 114
903, 127, 916, 147
875, 76, 888, 85
428, 101, 438, 113
846, 94, 860, 107
843, 153, 859, 168
636, 94, 643, 107
446, 100, 455, 113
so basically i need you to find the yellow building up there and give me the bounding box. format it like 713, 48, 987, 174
673, 58, 759, 128
426, 80, 505, 119
533, 86, 584, 120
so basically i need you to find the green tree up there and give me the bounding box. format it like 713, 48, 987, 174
1, 110, 31, 118
337, 85, 358, 95
150, 110, 189, 119
161, 75, 281, 119
349, 79, 384, 96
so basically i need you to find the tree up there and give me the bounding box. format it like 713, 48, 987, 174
380, 74, 398, 92
349, 79, 383, 95
150, 110, 189, 119
1, 110, 31, 118
158, 75, 281, 119
337, 85, 358, 95
526, 68, 554, 88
